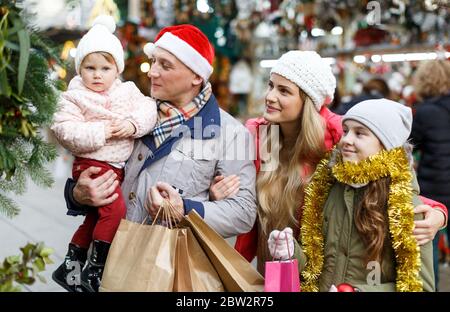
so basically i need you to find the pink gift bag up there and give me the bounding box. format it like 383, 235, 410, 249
264, 232, 301, 292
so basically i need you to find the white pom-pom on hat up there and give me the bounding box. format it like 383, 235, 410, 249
91, 15, 116, 33
143, 42, 155, 57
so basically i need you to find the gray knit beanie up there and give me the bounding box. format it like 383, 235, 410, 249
342, 99, 412, 150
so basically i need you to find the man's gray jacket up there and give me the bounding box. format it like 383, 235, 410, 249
121, 95, 256, 237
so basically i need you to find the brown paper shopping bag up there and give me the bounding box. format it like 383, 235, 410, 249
181, 211, 265, 292
173, 227, 225, 292
99, 218, 178, 292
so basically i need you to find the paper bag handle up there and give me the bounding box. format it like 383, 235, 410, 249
150, 199, 184, 228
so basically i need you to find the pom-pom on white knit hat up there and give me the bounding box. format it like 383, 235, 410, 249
75, 15, 124, 74
271, 50, 336, 111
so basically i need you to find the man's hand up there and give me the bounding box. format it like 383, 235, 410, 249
110, 120, 136, 139
146, 182, 184, 221
414, 204, 445, 245
73, 166, 119, 207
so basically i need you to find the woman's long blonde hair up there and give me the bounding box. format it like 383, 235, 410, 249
257, 89, 326, 236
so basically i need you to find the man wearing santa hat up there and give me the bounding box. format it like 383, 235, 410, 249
63, 24, 257, 291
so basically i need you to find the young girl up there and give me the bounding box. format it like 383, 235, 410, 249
51, 15, 157, 292
269, 99, 435, 291
211, 51, 447, 274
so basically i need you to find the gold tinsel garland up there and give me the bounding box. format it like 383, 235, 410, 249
300, 147, 422, 292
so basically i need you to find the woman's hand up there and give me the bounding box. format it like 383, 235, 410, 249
414, 204, 445, 245
209, 174, 240, 201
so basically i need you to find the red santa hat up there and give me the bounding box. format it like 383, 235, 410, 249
143, 24, 214, 81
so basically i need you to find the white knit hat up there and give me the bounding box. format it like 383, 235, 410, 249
271, 51, 336, 111
342, 99, 413, 150
75, 15, 124, 74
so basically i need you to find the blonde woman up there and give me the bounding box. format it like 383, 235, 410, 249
211, 51, 448, 274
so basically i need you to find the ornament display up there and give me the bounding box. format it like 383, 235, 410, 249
153, 0, 175, 28
87, 0, 121, 26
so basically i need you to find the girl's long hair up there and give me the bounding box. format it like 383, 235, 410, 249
256, 89, 326, 236
354, 177, 390, 265
354, 143, 414, 265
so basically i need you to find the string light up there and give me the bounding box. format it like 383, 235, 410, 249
140, 62, 150, 73
354, 52, 450, 63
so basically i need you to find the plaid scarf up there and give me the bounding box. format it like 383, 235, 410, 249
152, 83, 212, 148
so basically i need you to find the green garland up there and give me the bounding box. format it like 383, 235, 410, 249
301, 147, 422, 292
